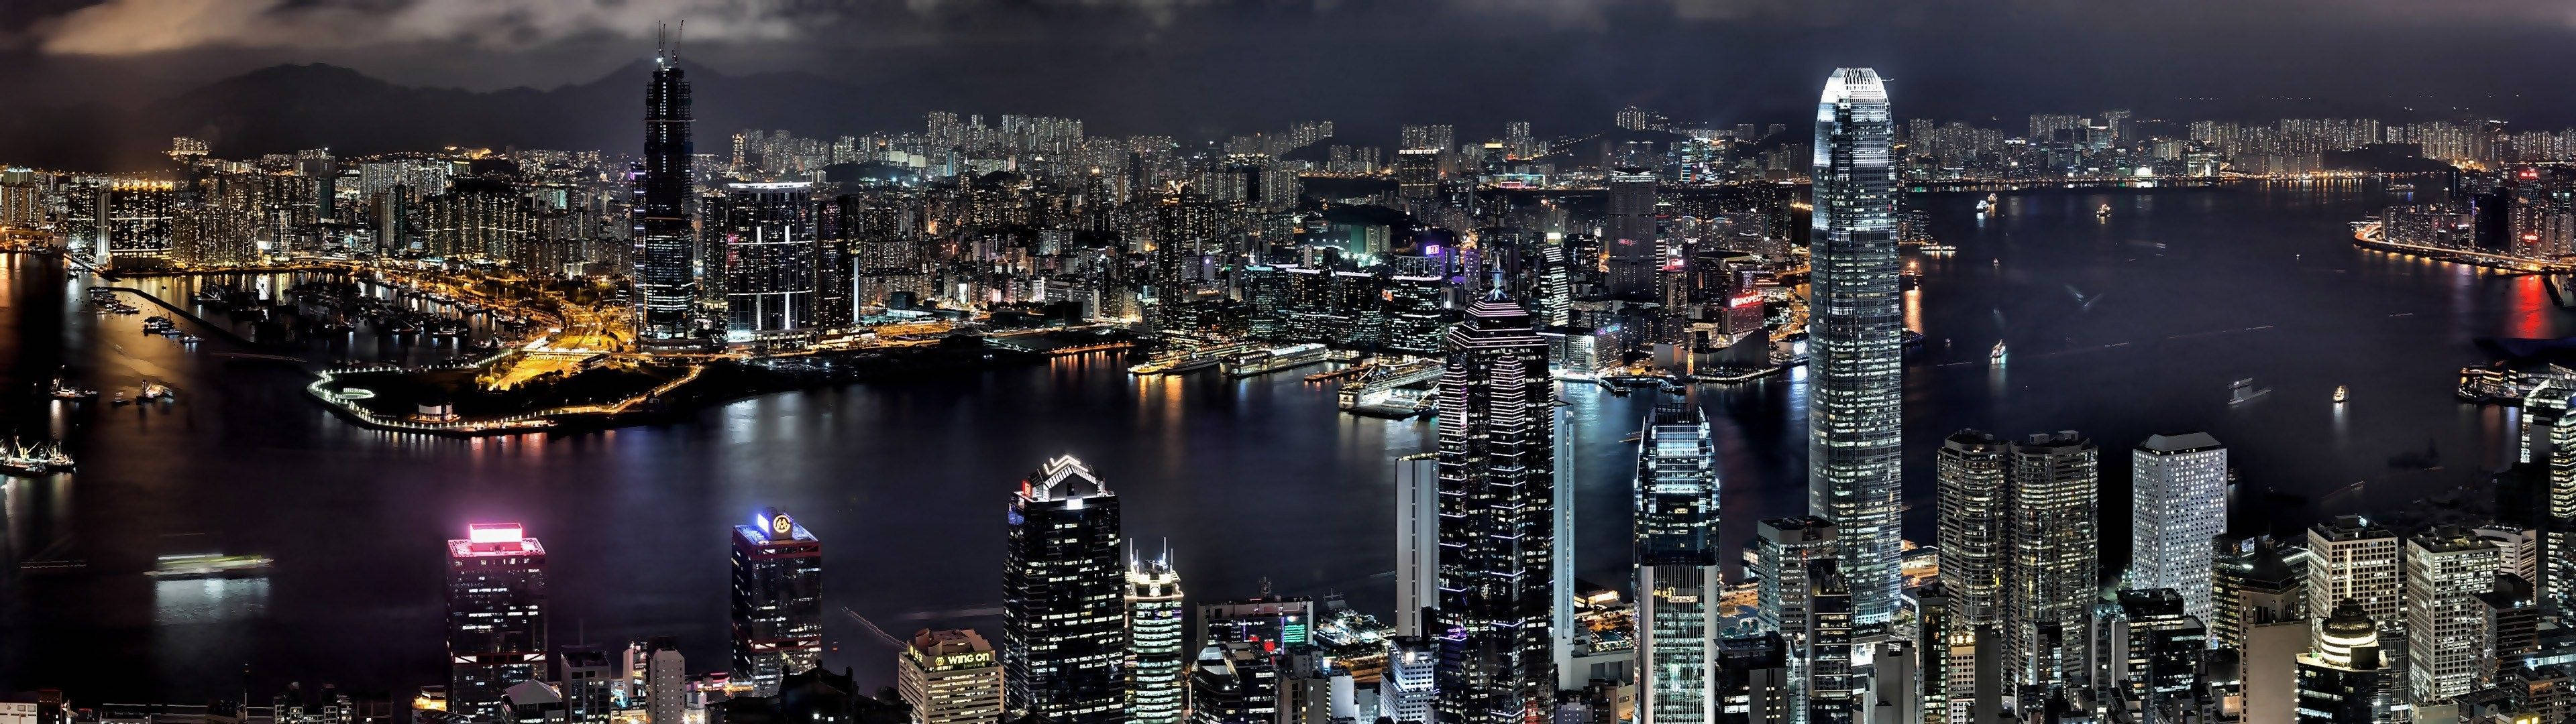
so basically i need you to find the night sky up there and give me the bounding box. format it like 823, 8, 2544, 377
3, 0, 2575, 145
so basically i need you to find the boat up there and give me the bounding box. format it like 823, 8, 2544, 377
0, 439, 68, 477
140, 382, 174, 402
47, 370, 97, 400
111, 392, 127, 405
1974, 198, 1991, 213
146, 553, 274, 580
2333, 385, 2349, 404
2229, 378, 2273, 405
1989, 341, 2008, 365
176, 334, 203, 344
2096, 203, 2113, 220
2387, 182, 2414, 192
1986, 192, 1999, 205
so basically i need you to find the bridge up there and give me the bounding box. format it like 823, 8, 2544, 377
1337, 359, 1443, 415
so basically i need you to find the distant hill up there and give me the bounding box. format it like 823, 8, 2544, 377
0, 60, 911, 173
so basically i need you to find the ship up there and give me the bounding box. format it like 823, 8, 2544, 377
2096, 203, 2113, 220
1974, 198, 1991, 214
2229, 378, 2273, 405
2333, 385, 2349, 404
0, 439, 70, 477
1990, 341, 2008, 365
146, 553, 274, 580
47, 370, 96, 400
140, 382, 174, 402
2386, 182, 2415, 192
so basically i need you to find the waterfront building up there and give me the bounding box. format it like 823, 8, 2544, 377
1807, 68, 1904, 625
636, 35, 698, 339
1935, 430, 2008, 631
1004, 455, 1126, 724
1605, 171, 1660, 299
1633, 401, 1719, 724
2403, 525, 2500, 703
423, 178, 533, 261
1396, 454, 1439, 638
2307, 517, 2404, 647
900, 629, 1005, 724
2131, 433, 2229, 624
1199, 596, 1315, 654
1432, 296, 1558, 724
1125, 550, 1186, 724
2294, 601, 2391, 724
97, 180, 177, 266
446, 523, 549, 722
731, 507, 822, 696
2003, 431, 2098, 688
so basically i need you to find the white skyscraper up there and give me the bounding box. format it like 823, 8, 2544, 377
1807, 67, 1904, 625
2131, 433, 2229, 625
2403, 526, 2500, 703
2308, 517, 2404, 642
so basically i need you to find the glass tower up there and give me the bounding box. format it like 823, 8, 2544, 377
635, 31, 696, 339
1807, 67, 1903, 625
445, 523, 548, 721
731, 507, 822, 697
1432, 297, 1557, 724
1635, 402, 1719, 724
1004, 456, 1127, 724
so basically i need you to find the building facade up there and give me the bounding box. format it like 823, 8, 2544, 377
2131, 433, 2229, 624
731, 507, 822, 696
1003, 456, 1127, 724
1634, 402, 1719, 724
1432, 298, 1558, 724
1807, 68, 1904, 625
446, 523, 549, 721
900, 629, 1005, 724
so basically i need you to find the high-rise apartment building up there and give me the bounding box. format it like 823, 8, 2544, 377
731, 507, 822, 696
1004, 456, 1126, 724
2131, 433, 2229, 624
1635, 401, 1719, 724
1808, 68, 1904, 625
900, 629, 1005, 724
446, 523, 549, 721
1432, 298, 1558, 724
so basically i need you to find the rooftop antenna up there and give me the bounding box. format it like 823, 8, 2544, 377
673, 19, 684, 63
654, 21, 668, 65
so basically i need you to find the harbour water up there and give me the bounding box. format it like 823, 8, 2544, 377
0, 178, 2557, 700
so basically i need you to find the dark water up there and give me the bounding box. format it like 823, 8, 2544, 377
0, 179, 2553, 701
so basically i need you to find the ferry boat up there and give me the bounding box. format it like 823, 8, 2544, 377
140, 382, 175, 402
1989, 341, 2008, 365
1974, 198, 1991, 214
1222, 343, 1330, 378
2333, 385, 2349, 404
47, 371, 97, 400
2096, 203, 2114, 220
146, 553, 274, 580
2386, 182, 2415, 192
2229, 378, 2273, 405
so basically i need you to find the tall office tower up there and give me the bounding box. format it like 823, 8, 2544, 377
731, 507, 822, 696
2106, 589, 2206, 709
1717, 634, 1794, 724
705, 182, 819, 337
2308, 517, 2404, 646
1805, 560, 1857, 724
1635, 401, 1720, 724
2295, 601, 2391, 724
2002, 431, 2099, 687
1385, 637, 1440, 724
900, 629, 1006, 724
1935, 430, 2008, 629
635, 32, 698, 339
2211, 536, 2305, 652
1004, 456, 1126, 724
2526, 383, 2576, 617
1397, 454, 1440, 637
1190, 642, 1282, 724
557, 647, 617, 724
2131, 433, 2229, 624
1605, 170, 1660, 299
1432, 297, 1557, 724
1536, 235, 1572, 328
2403, 526, 2500, 703
1125, 551, 1187, 724
1807, 68, 1904, 626
446, 523, 549, 721
1755, 517, 1835, 724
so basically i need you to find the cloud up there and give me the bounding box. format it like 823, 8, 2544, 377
35, 0, 805, 55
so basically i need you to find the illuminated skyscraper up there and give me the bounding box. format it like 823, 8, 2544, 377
901, 629, 1005, 724
635, 30, 698, 339
1935, 430, 2007, 629
1126, 550, 1187, 724
1004, 456, 1126, 724
2002, 431, 2098, 687
2131, 433, 2229, 624
731, 507, 822, 696
706, 182, 820, 339
1807, 68, 1904, 625
2308, 517, 2403, 646
1433, 297, 1557, 724
1397, 454, 1440, 638
1804, 561, 1856, 724
1605, 171, 1660, 299
2402, 526, 2499, 703
446, 523, 549, 721
97, 180, 177, 266
1634, 401, 1719, 724
2294, 601, 2391, 724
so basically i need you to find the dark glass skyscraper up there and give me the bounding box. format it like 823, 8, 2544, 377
731, 507, 822, 697
635, 33, 696, 339
707, 182, 820, 339
446, 523, 548, 722
1807, 67, 1903, 625
1635, 401, 1719, 724
1432, 297, 1556, 724
1004, 456, 1127, 724
1605, 170, 1659, 299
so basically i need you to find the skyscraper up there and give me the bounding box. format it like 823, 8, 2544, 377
1004, 455, 1126, 724
1125, 550, 1186, 724
2002, 431, 2098, 687
1190, 642, 1281, 724
1935, 430, 2008, 629
1397, 453, 1440, 638
1807, 68, 1904, 625
2294, 601, 2390, 724
706, 182, 820, 339
1605, 170, 1660, 299
1805, 561, 1856, 724
1433, 297, 1557, 724
902, 629, 1005, 724
2403, 526, 2500, 703
2131, 433, 2229, 624
731, 507, 822, 696
635, 31, 697, 339
1635, 401, 1719, 724
446, 523, 549, 721
2308, 517, 2404, 645
1754, 517, 1834, 724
